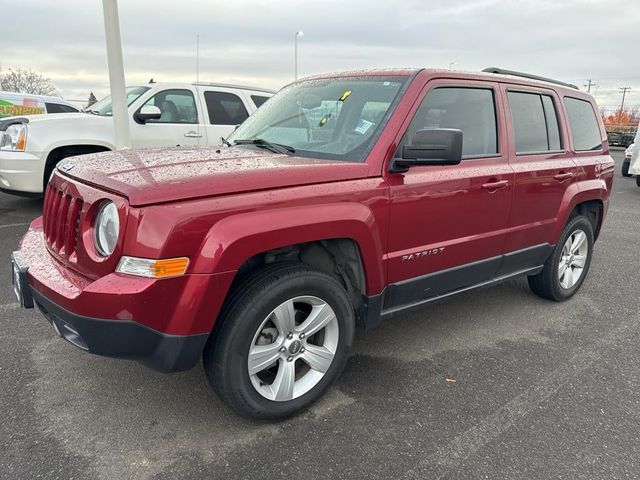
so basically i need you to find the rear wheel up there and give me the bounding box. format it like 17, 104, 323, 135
528, 215, 594, 301
636, 175, 640, 187
203, 263, 354, 420
621, 159, 631, 177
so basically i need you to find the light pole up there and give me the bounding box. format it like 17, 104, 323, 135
101, 0, 130, 149
294, 31, 304, 80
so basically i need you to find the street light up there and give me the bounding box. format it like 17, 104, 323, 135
295, 31, 304, 80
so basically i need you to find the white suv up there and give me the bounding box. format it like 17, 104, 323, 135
0, 82, 274, 195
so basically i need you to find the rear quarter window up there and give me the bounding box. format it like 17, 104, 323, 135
564, 97, 602, 151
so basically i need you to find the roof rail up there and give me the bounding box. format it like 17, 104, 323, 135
482, 67, 579, 90
192, 82, 275, 94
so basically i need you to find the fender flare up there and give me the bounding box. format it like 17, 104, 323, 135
191, 202, 386, 295
551, 179, 607, 242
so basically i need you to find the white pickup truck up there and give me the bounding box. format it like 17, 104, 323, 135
0, 82, 274, 195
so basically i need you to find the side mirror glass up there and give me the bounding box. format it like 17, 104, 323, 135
391, 128, 463, 172
134, 105, 162, 124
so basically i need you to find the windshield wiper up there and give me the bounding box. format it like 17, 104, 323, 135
220, 136, 232, 147
233, 138, 295, 155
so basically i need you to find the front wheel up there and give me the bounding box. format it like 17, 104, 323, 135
622, 159, 631, 177
636, 175, 640, 187
203, 263, 354, 420
528, 215, 594, 301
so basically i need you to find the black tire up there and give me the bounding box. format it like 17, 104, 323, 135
203, 263, 355, 420
528, 215, 594, 301
622, 159, 631, 177
636, 175, 640, 187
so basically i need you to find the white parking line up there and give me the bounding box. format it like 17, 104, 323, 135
402, 312, 640, 480
0, 222, 30, 230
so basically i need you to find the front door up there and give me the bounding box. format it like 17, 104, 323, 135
385, 81, 513, 311
130, 88, 204, 149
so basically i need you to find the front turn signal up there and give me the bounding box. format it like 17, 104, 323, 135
116, 256, 190, 278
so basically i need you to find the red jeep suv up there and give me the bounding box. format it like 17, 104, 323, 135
12, 67, 614, 419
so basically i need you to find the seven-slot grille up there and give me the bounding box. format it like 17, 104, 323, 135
43, 185, 84, 259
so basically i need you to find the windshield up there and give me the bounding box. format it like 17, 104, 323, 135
87, 86, 150, 116
228, 76, 408, 161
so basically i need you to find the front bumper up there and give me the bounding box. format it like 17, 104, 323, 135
30, 287, 208, 372
0, 150, 45, 194
15, 220, 236, 372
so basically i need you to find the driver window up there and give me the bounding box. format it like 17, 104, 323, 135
397, 87, 498, 158
141, 89, 198, 124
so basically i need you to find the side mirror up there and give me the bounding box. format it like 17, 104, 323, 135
391, 128, 463, 172
134, 105, 162, 124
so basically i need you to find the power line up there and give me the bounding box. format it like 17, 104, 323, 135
619, 86, 631, 112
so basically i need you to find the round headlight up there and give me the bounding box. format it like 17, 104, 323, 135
95, 201, 119, 256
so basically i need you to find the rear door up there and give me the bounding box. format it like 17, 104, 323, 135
196, 87, 254, 146
501, 85, 577, 254
385, 80, 514, 311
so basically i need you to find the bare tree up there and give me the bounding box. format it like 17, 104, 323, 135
0, 68, 58, 96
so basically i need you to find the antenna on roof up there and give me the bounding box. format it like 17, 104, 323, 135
196, 34, 200, 84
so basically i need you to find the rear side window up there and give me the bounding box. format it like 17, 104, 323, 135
204, 91, 249, 125
508, 92, 562, 153
251, 95, 270, 108
45, 103, 78, 113
399, 87, 498, 158
564, 97, 602, 151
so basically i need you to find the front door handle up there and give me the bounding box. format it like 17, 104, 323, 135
184, 131, 203, 138
481, 179, 509, 191
553, 172, 573, 182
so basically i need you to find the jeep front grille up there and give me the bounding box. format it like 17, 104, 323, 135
43, 184, 84, 259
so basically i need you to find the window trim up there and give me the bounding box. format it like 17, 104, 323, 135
134, 88, 198, 125
394, 84, 502, 162
562, 95, 604, 153
506, 89, 566, 156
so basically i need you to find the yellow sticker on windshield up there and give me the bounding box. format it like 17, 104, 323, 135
339, 90, 352, 102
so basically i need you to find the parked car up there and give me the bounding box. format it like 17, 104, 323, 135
0, 91, 80, 119
607, 130, 635, 148
0, 82, 274, 195
12, 67, 614, 419
622, 143, 635, 177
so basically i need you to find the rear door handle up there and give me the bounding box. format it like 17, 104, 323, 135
184, 131, 203, 138
553, 172, 573, 182
481, 179, 509, 191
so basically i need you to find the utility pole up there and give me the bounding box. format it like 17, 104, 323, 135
584, 78, 596, 93
619, 86, 631, 113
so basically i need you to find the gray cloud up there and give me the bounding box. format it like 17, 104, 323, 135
1, 0, 638, 110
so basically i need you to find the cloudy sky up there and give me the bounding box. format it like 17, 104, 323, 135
2, 0, 639, 110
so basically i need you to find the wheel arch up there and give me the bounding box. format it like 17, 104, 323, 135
44, 144, 112, 182
553, 180, 607, 243
191, 203, 386, 297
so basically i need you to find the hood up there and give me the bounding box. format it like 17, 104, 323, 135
10, 112, 93, 124
58, 146, 371, 206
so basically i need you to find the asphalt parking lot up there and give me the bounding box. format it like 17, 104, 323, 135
0, 149, 638, 480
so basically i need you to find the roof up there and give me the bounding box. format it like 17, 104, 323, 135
0, 90, 73, 103
295, 68, 588, 96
